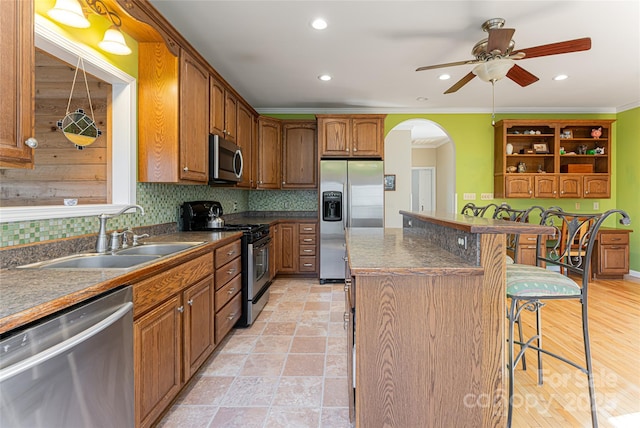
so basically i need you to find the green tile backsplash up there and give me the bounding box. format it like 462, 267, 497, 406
0, 184, 317, 247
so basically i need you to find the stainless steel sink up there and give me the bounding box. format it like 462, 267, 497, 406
116, 242, 204, 256
19, 254, 160, 269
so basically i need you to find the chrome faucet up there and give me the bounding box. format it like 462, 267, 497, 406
96, 205, 145, 253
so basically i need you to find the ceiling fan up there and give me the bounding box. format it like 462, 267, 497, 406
416, 18, 592, 94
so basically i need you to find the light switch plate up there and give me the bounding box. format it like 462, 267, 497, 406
463, 193, 476, 200
480, 193, 493, 200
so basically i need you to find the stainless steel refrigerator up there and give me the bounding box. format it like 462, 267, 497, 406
320, 160, 384, 282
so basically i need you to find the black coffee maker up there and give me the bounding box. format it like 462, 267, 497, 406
181, 201, 223, 231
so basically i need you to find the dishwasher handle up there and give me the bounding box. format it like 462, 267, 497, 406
0, 301, 133, 382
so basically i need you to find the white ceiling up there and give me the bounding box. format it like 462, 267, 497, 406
148, 0, 639, 115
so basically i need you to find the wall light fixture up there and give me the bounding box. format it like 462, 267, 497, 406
47, 0, 132, 55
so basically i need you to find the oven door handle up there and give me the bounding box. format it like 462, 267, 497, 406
253, 236, 271, 250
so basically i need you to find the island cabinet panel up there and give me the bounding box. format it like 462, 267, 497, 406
354, 274, 485, 427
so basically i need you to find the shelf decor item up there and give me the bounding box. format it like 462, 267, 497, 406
506, 143, 514, 155
591, 127, 602, 139
533, 143, 549, 153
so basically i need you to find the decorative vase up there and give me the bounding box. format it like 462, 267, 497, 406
506, 143, 514, 155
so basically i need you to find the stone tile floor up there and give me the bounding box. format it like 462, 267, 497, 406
157, 277, 350, 428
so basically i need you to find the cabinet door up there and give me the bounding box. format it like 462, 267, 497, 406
320, 117, 351, 156
352, 118, 383, 158
534, 175, 558, 198
599, 245, 629, 275
0, 0, 35, 168
282, 121, 317, 189
505, 176, 533, 198
257, 117, 281, 189
135, 295, 182, 428
179, 51, 209, 182
279, 223, 298, 273
183, 276, 215, 379
559, 175, 582, 198
236, 103, 255, 188
584, 176, 610, 198
224, 92, 237, 142
209, 77, 225, 137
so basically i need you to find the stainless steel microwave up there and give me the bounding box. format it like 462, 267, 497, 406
209, 134, 243, 184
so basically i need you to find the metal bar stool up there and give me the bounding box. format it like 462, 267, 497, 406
505, 208, 631, 427
460, 202, 503, 217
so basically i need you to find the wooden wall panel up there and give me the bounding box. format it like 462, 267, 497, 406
0, 49, 111, 206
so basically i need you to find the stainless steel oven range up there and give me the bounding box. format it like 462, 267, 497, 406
181, 201, 271, 327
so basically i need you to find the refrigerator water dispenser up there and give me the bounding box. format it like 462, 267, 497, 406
322, 191, 342, 221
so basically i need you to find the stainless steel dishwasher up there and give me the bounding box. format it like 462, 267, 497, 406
0, 285, 134, 428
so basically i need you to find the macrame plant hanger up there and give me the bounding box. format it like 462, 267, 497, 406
57, 56, 102, 150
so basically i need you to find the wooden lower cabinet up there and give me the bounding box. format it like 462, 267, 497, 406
133, 239, 242, 428
274, 221, 317, 275
593, 228, 632, 278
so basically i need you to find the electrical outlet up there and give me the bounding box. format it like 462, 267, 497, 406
283, 201, 290, 209
593, 202, 599, 210
463, 193, 476, 201
457, 236, 468, 249
575, 202, 580, 210
480, 193, 493, 200
232, 201, 238, 212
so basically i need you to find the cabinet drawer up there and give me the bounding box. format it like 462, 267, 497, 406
299, 244, 316, 256
519, 234, 539, 244
299, 235, 317, 245
600, 233, 629, 245
299, 256, 317, 272
134, 253, 213, 318
215, 240, 242, 268
215, 257, 242, 290
215, 274, 241, 312
215, 292, 242, 342
298, 223, 317, 235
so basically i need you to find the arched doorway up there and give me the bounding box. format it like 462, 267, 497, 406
384, 119, 456, 227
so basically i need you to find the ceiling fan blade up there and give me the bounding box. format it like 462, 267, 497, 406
416, 59, 478, 72
444, 72, 476, 94
506, 64, 539, 87
515, 37, 591, 59
487, 28, 515, 54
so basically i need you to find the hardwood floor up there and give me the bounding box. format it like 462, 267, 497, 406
511, 276, 640, 428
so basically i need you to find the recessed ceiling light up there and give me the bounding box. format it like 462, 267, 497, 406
438, 74, 451, 80
318, 74, 332, 81
553, 74, 569, 81
416, 97, 428, 102
311, 18, 328, 30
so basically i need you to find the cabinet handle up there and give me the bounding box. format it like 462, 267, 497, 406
344, 278, 351, 292
561, 190, 565, 194
183, 166, 189, 172
529, 190, 533, 194
227, 250, 235, 256
343, 312, 349, 329
585, 190, 589, 194
608, 246, 623, 250
353, 147, 357, 152
303, 263, 313, 267
187, 299, 193, 306
346, 148, 349, 152
303, 227, 313, 231
303, 249, 313, 253
609, 237, 622, 241
303, 238, 313, 242
227, 313, 236, 320
228, 287, 236, 294
177, 306, 184, 313
24, 137, 38, 148
282, 181, 286, 185
227, 268, 236, 275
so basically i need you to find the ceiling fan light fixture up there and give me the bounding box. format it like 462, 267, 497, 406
472, 58, 515, 82
318, 74, 332, 81
438, 74, 451, 80
553, 74, 569, 81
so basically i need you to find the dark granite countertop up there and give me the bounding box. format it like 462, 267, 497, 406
223, 211, 317, 225
0, 231, 242, 334
346, 228, 482, 276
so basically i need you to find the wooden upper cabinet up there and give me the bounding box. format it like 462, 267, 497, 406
138, 44, 209, 183
179, 51, 209, 182
282, 121, 317, 189
0, 0, 35, 169
584, 175, 610, 198
558, 175, 582, 198
257, 116, 281, 189
317, 115, 385, 159
236, 103, 256, 188
209, 76, 237, 142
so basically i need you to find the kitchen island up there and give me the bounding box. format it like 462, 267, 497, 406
345, 211, 553, 428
